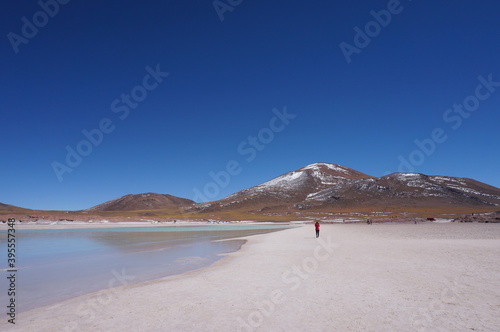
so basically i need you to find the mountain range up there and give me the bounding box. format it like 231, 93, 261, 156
189, 163, 500, 216
2, 163, 499, 221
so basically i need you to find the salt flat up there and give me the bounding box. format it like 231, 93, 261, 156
3, 222, 500, 331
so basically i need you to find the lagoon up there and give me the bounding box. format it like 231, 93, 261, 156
0, 224, 289, 312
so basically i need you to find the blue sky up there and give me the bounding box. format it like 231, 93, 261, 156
1, 0, 499, 210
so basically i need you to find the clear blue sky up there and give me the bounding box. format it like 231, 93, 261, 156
1, 0, 499, 210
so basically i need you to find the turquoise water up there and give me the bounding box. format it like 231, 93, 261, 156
0, 225, 289, 312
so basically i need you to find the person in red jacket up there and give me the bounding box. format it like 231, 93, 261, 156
314, 221, 320, 238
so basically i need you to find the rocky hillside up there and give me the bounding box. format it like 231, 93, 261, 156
301, 172, 500, 209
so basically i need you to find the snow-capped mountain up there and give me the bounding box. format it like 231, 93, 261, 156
193, 163, 374, 212
193, 163, 500, 212
226, 163, 374, 202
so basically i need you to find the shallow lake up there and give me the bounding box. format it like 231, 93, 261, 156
0, 224, 290, 312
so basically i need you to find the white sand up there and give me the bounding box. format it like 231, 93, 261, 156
2, 222, 500, 331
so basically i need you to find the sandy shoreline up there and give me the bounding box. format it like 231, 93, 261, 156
2, 222, 500, 331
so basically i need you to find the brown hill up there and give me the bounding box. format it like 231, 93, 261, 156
87, 193, 195, 212
0, 202, 30, 213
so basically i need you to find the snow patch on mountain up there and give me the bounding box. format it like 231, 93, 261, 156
302, 163, 352, 175
430, 176, 467, 186
257, 171, 306, 190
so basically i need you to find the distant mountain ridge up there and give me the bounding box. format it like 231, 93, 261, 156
87, 193, 194, 212
300, 171, 500, 209
2, 163, 499, 216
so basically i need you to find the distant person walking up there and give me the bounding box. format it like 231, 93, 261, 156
314, 221, 320, 238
